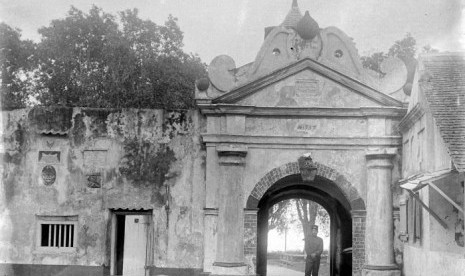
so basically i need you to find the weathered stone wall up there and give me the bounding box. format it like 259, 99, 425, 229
0, 107, 206, 270
241, 147, 373, 208
403, 245, 465, 276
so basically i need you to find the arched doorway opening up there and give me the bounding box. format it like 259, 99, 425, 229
245, 162, 366, 276
267, 198, 331, 276
256, 174, 352, 276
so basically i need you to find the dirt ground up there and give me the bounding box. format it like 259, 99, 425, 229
267, 258, 330, 276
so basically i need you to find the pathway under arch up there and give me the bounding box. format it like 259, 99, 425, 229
245, 162, 366, 276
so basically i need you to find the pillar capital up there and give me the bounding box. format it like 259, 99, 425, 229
351, 210, 367, 218
217, 144, 248, 165
365, 148, 397, 169
365, 148, 397, 160
244, 208, 259, 215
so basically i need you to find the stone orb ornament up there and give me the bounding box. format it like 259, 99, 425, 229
196, 77, 210, 91
295, 11, 320, 40
42, 165, 56, 186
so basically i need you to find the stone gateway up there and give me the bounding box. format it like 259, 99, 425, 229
1, 1, 464, 276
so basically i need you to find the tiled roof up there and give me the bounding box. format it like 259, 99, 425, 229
419, 53, 465, 172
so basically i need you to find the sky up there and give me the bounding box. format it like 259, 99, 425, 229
268, 226, 330, 252
1, 0, 464, 66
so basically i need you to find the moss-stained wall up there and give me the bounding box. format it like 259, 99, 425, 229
0, 107, 206, 269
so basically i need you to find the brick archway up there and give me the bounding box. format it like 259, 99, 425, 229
246, 161, 365, 211
244, 161, 366, 275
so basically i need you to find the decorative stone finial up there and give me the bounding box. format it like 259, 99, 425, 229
281, 0, 303, 28
295, 11, 320, 40
196, 77, 210, 91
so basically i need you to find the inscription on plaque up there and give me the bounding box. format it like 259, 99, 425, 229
295, 122, 319, 134
38, 151, 61, 164
295, 78, 319, 98
83, 150, 107, 173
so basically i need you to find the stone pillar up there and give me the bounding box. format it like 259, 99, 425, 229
363, 148, 400, 276
203, 208, 218, 272
213, 145, 248, 275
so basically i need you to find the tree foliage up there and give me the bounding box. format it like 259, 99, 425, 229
361, 33, 417, 84
1, 6, 206, 110
361, 33, 417, 80
269, 198, 330, 247
0, 23, 36, 110
269, 199, 297, 234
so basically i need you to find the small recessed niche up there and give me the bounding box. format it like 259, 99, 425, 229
334, 49, 344, 58
272, 48, 281, 56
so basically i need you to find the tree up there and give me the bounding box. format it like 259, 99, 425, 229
295, 199, 319, 242
361, 51, 386, 74
268, 198, 330, 252
387, 33, 416, 61
29, 6, 205, 109
0, 23, 36, 110
361, 33, 418, 94
269, 199, 297, 234
422, 44, 439, 54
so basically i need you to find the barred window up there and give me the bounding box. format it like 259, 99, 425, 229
37, 216, 77, 251
40, 223, 75, 247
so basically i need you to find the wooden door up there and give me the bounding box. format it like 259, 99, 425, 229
122, 215, 149, 276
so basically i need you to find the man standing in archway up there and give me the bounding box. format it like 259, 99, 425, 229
305, 225, 323, 276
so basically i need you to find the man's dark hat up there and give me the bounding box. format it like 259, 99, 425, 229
311, 225, 318, 230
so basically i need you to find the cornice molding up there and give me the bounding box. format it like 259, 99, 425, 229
198, 104, 407, 118
202, 134, 402, 147
398, 104, 425, 133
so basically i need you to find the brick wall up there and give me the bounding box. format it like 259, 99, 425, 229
352, 210, 366, 274
244, 210, 258, 256
248, 162, 364, 211
247, 162, 367, 275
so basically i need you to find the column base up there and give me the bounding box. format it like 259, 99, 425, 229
362, 265, 400, 276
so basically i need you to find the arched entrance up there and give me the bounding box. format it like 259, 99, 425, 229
245, 162, 366, 276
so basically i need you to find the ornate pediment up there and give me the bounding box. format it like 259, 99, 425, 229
195, 1, 408, 107
210, 59, 403, 108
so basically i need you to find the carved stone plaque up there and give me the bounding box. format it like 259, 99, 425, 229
86, 173, 102, 188
295, 78, 319, 98
38, 151, 61, 164
83, 150, 107, 173
41, 165, 56, 186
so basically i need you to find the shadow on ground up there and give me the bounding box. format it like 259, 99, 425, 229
267, 258, 330, 276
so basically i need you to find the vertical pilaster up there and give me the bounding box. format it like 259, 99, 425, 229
363, 148, 400, 276
213, 145, 248, 275
203, 208, 219, 272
